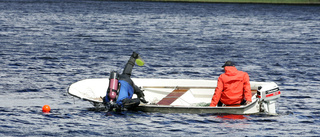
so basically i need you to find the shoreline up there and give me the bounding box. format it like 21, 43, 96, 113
114, 0, 320, 4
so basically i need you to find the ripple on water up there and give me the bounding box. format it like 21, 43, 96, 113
1, 1, 320, 136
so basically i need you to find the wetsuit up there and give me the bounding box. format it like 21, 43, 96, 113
104, 52, 147, 110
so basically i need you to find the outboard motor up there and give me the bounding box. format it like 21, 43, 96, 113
108, 71, 120, 102
257, 82, 281, 114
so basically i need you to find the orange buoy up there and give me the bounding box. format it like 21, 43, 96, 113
42, 105, 51, 113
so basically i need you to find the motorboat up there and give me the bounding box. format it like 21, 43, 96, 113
68, 78, 281, 115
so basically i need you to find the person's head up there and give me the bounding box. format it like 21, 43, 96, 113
222, 61, 235, 71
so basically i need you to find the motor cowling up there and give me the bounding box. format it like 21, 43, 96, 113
257, 83, 281, 101
257, 82, 281, 114
108, 71, 120, 102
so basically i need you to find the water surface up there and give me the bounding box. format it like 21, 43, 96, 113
1, 0, 320, 136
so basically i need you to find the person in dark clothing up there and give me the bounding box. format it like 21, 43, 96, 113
104, 52, 147, 111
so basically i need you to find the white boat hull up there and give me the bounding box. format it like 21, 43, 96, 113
68, 78, 280, 115
134, 100, 259, 114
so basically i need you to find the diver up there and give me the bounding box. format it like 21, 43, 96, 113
103, 52, 148, 111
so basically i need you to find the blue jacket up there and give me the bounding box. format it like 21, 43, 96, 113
116, 80, 134, 106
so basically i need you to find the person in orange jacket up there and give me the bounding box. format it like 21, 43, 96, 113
210, 61, 252, 107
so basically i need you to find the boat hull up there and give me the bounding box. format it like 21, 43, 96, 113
68, 78, 279, 114
134, 99, 259, 114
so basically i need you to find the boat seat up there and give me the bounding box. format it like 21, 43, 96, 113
251, 90, 257, 97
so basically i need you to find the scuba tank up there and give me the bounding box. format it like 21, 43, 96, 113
108, 71, 120, 102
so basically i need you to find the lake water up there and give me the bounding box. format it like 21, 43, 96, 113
1, 0, 320, 136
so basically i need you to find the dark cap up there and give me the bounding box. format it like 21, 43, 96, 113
222, 61, 235, 68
